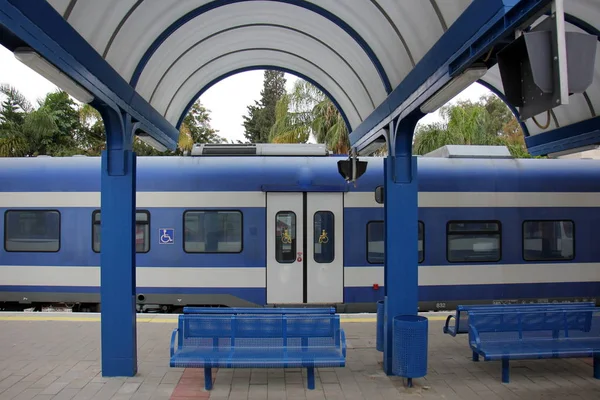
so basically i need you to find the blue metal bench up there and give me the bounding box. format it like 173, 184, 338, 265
468, 308, 600, 383
443, 302, 596, 336
182, 306, 336, 315
170, 314, 346, 390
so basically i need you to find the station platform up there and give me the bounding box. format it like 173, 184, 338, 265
0, 311, 598, 400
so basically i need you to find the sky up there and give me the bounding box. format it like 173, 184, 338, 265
0, 44, 491, 143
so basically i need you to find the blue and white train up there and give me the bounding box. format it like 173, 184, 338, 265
0, 144, 599, 313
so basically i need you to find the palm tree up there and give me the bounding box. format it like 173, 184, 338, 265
270, 80, 350, 154
268, 93, 310, 144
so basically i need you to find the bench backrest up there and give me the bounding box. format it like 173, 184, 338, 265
454, 302, 596, 334
182, 307, 336, 315
468, 308, 599, 342
178, 314, 342, 349
457, 302, 596, 313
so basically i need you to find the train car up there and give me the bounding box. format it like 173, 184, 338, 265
0, 144, 599, 313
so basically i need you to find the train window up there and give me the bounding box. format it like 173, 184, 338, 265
275, 211, 296, 263
184, 211, 242, 253
4, 210, 60, 252
314, 211, 334, 263
367, 221, 424, 263
92, 210, 150, 253
523, 220, 574, 261
447, 221, 501, 263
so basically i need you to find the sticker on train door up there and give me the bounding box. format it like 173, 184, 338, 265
159, 228, 174, 244
297, 252, 303, 262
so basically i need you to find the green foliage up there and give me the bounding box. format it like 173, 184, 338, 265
181, 102, 224, 146
269, 80, 350, 154
268, 93, 310, 144
413, 94, 533, 158
0, 83, 219, 157
242, 71, 287, 143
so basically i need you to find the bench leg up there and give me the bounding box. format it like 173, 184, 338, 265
502, 359, 509, 384
204, 368, 212, 390
472, 352, 479, 362
307, 367, 315, 390
594, 355, 600, 379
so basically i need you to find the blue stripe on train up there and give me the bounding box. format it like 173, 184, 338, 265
1, 282, 597, 306
2, 157, 600, 193
344, 206, 600, 267
0, 286, 266, 305
0, 207, 267, 268
344, 281, 600, 303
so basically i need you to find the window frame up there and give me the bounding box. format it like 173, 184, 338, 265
4, 209, 61, 253
313, 210, 335, 264
182, 209, 244, 254
366, 220, 384, 264
91, 209, 151, 254
446, 220, 502, 263
522, 219, 575, 262
274, 210, 296, 263
366, 220, 425, 264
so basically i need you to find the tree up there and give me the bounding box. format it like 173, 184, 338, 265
269, 79, 350, 154
268, 94, 310, 144
180, 101, 224, 146
35, 91, 81, 156
0, 84, 220, 157
413, 94, 532, 158
0, 84, 67, 157
242, 70, 287, 143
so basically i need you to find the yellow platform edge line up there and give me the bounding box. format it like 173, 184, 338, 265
0, 315, 447, 323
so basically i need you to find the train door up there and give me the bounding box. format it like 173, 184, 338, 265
306, 193, 344, 303
266, 192, 343, 304
266, 192, 304, 304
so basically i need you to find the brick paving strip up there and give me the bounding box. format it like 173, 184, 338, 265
170, 368, 217, 400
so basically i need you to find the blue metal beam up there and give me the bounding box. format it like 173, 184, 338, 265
0, 0, 179, 150
349, 0, 551, 153
99, 107, 137, 377
382, 115, 421, 376
526, 116, 600, 156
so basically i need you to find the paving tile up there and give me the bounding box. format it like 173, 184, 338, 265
4, 317, 600, 399
52, 388, 81, 400
13, 388, 43, 400
1, 381, 34, 400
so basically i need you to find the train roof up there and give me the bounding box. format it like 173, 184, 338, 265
1, 155, 600, 193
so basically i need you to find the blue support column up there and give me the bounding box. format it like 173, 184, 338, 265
383, 113, 422, 375
99, 106, 138, 377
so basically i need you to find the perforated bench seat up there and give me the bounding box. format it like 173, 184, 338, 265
170, 314, 346, 390
443, 302, 596, 336
171, 347, 346, 368
468, 309, 600, 383
474, 339, 600, 360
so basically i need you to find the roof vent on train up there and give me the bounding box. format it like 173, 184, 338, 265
188, 143, 329, 156
422, 145, 513, 159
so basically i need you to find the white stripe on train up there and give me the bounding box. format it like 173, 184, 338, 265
0, 191, 599, 208
0, 264, 598, 288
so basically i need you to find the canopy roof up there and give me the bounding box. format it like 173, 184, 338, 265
46, 0, 600, 141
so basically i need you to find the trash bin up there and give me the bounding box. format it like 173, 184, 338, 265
392, 315, 428, 385
376, 300, 384, 352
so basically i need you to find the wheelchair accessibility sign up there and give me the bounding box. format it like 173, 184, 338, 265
159, 228, 174, 244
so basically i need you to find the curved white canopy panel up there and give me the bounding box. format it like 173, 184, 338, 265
47, 0, 472, 130
163, 50, 365, 130
47, 0, 600, 138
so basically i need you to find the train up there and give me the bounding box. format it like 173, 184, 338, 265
0, 143, 599, 313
